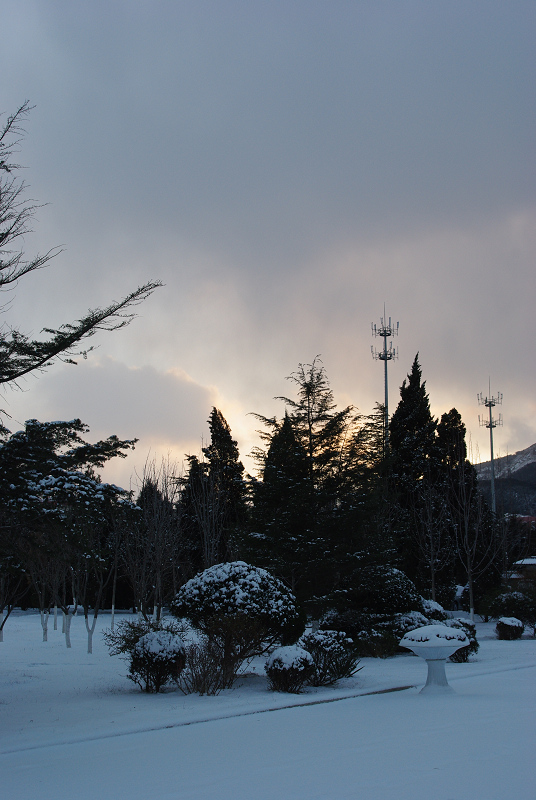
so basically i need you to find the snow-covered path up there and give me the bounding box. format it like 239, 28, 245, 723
1, 614, 535, 799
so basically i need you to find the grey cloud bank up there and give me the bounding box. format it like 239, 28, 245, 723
1, 0, 535, 483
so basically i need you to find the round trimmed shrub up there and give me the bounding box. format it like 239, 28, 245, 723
265, 646, 314, 693
171, 561, 301, 687
487, 591, 536, 635
445, 618, 479, 662
496, 617, 524, 640
299, 629, 361, 686
129, 631, 186, 693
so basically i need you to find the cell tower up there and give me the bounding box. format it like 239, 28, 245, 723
477, 381, 503, 515
371, 306, 399, 452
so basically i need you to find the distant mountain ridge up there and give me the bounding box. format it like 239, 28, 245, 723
475, 443, 536, 481
475, 443, 536, 515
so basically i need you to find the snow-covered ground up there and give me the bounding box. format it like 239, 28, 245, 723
1, 612, 535, 800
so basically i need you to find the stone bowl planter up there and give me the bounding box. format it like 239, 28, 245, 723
400, 624, 469, 694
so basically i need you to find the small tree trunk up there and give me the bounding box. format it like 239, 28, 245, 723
467, 565, 475, 622
64, 609, 73, 648
40, 610, 49, 642
85, 612, 98, 654
53, 604, 58, 630
111, 563, 117, 631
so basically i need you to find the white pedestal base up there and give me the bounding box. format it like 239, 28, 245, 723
420, 657, 454, 694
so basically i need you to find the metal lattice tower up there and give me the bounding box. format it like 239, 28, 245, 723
371, 306, 399, 452
478, 381, 503, 515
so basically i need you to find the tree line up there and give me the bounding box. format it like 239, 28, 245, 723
1, 357, 528, 647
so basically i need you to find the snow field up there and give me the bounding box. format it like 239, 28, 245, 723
1, 612, 535, 799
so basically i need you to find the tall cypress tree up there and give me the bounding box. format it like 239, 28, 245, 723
389, 354, 438, 488
243, 413, 313, 595
388, 355, 439, 589
179, 408, 246, 570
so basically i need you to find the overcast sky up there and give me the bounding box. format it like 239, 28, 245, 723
2, 0, 535, 488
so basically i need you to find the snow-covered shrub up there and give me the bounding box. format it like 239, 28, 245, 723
103, 618, 187, 693
298, 629, 361, 686
128, 631, 186, 693
391, 612, 430, 640
178, 638, 225, 696
265, 646, 314, 693
171, 561, 300, 687
103, 617, 186, 657
320, 610, 399, 658
421, 599, 448, 622
496, 617, 524, 640
486, 591, 536, 635
445, 618, 479, 662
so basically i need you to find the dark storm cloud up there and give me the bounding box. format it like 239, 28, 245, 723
1, 1, 535, 476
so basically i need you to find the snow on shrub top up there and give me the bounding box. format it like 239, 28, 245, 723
172, 561, 298, 627
133, 631, 185, 660
498, 617, 523, 627
421, 599, 447, 620
266, 646, 313, 670
299, 629, 353, 652
400, 624, 468, 647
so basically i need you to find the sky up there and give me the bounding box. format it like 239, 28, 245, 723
1, 0, 535, 489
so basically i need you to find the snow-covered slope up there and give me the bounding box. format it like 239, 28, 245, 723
476, 442, 536, 480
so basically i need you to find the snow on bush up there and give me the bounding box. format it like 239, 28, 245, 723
103, 618, 187, 693
391, 611, 430, 639
444, 618, 479, 662
486, 591, 536, 634
171, 562, 300, 687
496, 617, 524, 640
129, 631, 186, 693
421, 599, 448, 622
172, 561, 297, 628
265, 646, 314, 693
298, 629, 362, 686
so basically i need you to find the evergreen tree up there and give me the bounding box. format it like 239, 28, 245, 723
0, 419, 136, 642
203, 408, 246, 545
388, 355, 439, 591
242, 359, 378, 613
179, 408, 246, 569
0, 102, 160, 408
243, 413, 312, 594
389, 354, 438, 488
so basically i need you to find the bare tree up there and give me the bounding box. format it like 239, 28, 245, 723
411, 472, 451, 603
450, 455, 500, 620
182, 455, 224, 569
121, 457, 182, 619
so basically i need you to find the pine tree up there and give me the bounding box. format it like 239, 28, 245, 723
389, 354, 438, 488
388, 355, 439, 590
203, 408, 246, 546
179, 408, 246, 569
243, 359, 375, 613
0, 419, 136, 643
243, 413, 313, 594
0, 103, 160, 409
